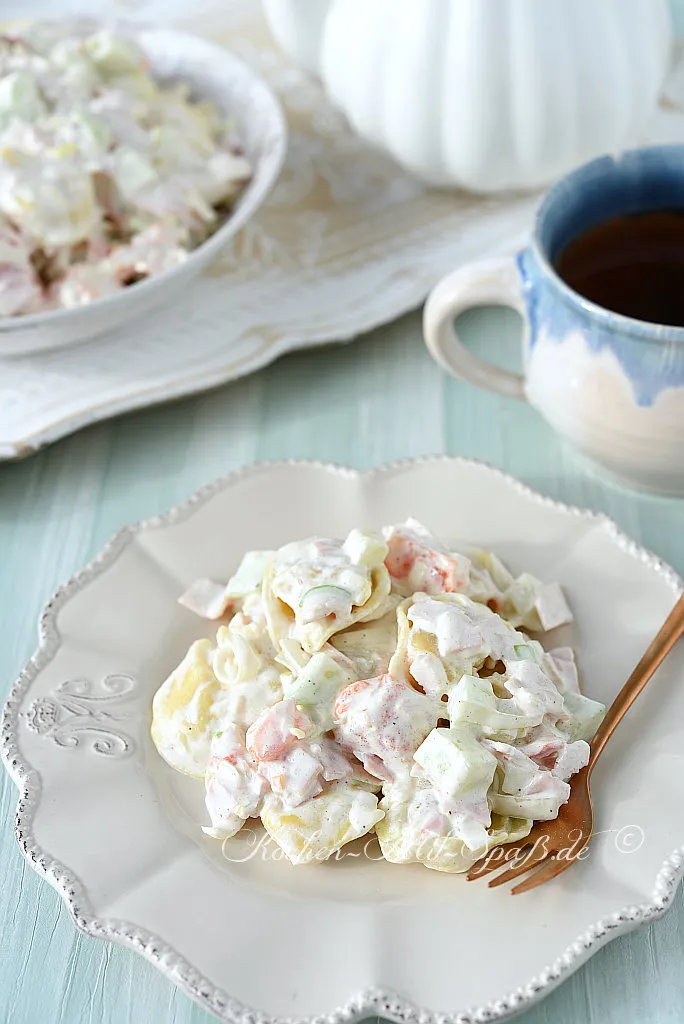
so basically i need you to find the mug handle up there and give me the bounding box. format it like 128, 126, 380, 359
423, 256, 528, 400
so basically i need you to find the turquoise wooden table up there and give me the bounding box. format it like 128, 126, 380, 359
1, 307, 684, 1023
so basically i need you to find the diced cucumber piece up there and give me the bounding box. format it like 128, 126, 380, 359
413, 726, 496, 796
285, 652, 354, 708
84, 31, 145, 76
469, 549, 515, 591
485, 743, 539, 795
448, 675, 540, 731
503, 576, 573, 632
512, 641, 545, 664
225, 550, 275, 598
275, 638, 310, 674
342, 528, 388, 568
562, 691, 607, 742
502, 573, 539, 623
0, 71, 46, 126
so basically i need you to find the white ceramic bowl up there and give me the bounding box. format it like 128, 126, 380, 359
0, 25, 287, 357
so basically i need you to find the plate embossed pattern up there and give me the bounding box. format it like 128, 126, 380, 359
23, 675, 136, 757
2, 457, 684, 1024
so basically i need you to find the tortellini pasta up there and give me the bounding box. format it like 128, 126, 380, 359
151, 521, 605, 870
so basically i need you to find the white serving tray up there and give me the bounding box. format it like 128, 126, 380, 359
2, 2, 684, 458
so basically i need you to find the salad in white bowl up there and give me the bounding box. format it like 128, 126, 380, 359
0, 21, 286, 355
152, 519, 607, 872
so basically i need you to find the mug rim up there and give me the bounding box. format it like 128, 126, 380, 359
532, 143, 684, 343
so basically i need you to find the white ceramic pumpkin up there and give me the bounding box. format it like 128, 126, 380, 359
263, 0, 673, 192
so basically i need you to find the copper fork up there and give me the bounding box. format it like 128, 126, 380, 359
466, 591, 684, 894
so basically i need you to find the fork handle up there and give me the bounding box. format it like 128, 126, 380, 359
588, 591, 684, 771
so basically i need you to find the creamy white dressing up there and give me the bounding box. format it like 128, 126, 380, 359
161, 679, 216, 774
383, 519, 470, 596
332, 674, 439, 781
205, 725, 268, 836
271, 537, 373, 627
151, 520, 605, 868
330, 606, 399, 678
0, 27, 252, 315
408, 594, 523, 663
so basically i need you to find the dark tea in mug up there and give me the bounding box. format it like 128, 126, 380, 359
555, 209, 684, 327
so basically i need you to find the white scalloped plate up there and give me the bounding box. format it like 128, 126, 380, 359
3, 458, 684, 1024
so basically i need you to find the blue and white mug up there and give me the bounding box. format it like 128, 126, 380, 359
424, 145, 684, 495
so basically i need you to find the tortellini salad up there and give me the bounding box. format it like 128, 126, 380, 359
151, 520, 606, 872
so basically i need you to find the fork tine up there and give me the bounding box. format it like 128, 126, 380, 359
486, 846, 552, 888
466, 842, 532, 881
510, 854, 572, 895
